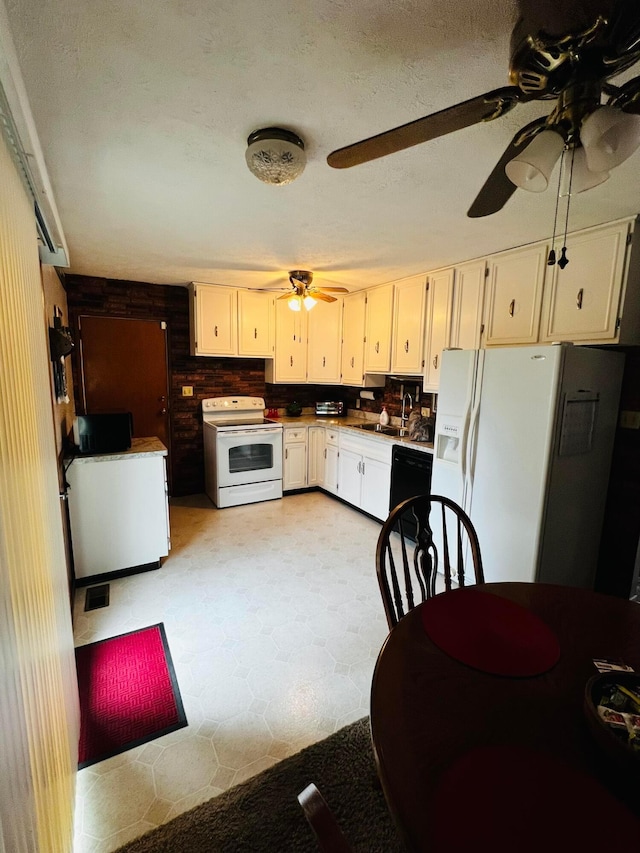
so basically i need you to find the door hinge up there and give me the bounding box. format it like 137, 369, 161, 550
480, 323, 485, 334
616, 317, 621, 329
426, 280, 430, 291
485, 266, 490, 277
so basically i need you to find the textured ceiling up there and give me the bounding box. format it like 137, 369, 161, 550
5, 0, 640, 291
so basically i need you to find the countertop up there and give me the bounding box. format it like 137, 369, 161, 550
66, 436, 168, 464
276, 414, 434, 453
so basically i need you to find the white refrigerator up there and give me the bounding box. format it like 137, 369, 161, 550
431, 344, 624, 588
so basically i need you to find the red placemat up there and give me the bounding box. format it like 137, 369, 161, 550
420, 587, 560, 676
429, 745, 640, 852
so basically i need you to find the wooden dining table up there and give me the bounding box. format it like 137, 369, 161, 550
370, 582, 640, 852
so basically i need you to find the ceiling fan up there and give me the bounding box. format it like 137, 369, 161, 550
267, 271, 349, 311
327, 1, 640, 217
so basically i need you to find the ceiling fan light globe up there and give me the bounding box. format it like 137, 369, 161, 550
288, 295, 302, 311
504, 130, 564, 192
581, 106, 640, 173
303, 295, 317, 310
559, 147, 609, 196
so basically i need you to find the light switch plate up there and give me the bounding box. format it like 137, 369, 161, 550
182, 386, 194, 397
620, 410, 640, 429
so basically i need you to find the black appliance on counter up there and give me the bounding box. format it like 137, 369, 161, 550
73, 413, 133, 454
389, 445, 433, 539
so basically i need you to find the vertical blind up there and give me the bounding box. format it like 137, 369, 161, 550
0, 126, 79, 850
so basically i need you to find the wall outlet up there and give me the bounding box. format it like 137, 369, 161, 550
421, 407, 431, 417
620, 410, 640, 429
182, 386, 194, 397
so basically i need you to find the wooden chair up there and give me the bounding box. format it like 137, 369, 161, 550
297, 783, 353, 852
376, 494, 484, 629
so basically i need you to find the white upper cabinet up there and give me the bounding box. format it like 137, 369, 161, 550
341, 291, 366, 385
364, 283, 394, 373
237, 289, 275, 356
391, 275, 427, 375
191, 284, 237, 355
307, 298, 343, 383
540, 219, 631, 343
484, 244, 548, 346
423, 268, 454, 392
265, 298, 308, 383
450, 259, 486, 350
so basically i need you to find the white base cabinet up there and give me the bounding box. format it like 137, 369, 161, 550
337, 432, 392, 521
308, 426, 326, 487
66, 450, 170, 580
283, 425, 308, 491
323, 428, 339, 495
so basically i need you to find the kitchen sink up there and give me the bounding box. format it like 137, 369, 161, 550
352, 423, 410, 438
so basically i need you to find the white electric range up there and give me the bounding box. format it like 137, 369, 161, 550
202, 396, 283, 508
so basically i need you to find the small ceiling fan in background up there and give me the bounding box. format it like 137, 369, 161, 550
327, 1, 640, 219
263, 271, 349, 311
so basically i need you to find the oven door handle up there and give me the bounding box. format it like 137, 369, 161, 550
219, 428, 283, 438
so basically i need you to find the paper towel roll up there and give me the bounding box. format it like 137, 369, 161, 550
360, 390, 376, 400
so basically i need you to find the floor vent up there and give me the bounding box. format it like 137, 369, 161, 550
84, 584, 110, 612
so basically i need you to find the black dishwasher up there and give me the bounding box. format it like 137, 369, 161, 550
389, 445, 433, 538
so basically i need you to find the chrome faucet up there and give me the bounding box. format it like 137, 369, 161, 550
401, 392, 413, 426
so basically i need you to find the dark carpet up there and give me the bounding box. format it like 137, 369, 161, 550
114, 717, 404, 852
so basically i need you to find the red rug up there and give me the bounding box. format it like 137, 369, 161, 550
76, 623, 187, 768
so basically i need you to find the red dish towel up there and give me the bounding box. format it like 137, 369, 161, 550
430, 745, 640, 852
420, 587, 560, 676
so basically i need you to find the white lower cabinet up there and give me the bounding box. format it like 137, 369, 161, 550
337, 432, 392, 521
323, 428, 339, 495
283, 426, 307, 491
66, 450, 170, 580
308, 426, 326, 487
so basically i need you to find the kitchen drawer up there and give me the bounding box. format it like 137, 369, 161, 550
340, 432, 393, 465
326, 428, 339, 446
284, 426, 307, 443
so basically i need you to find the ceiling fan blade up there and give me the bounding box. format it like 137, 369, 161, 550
313, 287, 349, 293
327, 87, 526, 169
277, 292, 295, 300
608, 74, 640, 114
467, 116, 549, 218
312, 292, 338, 303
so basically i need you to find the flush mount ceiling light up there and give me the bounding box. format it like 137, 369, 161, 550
245, 127, 306, 185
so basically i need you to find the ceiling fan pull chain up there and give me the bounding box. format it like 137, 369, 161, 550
557, 148, 575, 270
547, 147, 566, 266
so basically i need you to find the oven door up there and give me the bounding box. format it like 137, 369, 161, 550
216, 428, 283, 487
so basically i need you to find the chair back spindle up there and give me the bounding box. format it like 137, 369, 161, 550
376, 494, 484, 629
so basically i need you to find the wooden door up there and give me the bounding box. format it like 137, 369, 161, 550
364, 284, 394, 373
78, 315, 171, 472
307, 299, 343, 383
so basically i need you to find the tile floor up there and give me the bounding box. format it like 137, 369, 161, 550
72, 491, 393, 852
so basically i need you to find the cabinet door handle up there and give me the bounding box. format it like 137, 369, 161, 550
357, 461, 361, 474
405, 339, 409, 353
214, 324, 218, 336
361, 461, 365, 476
576, 288, 584, 310
322, 356, 326, 367
375, 341, 380, 353
254, 327, 258, 338
324, 448, 327, 458
159, 408, 167, 415
433, 354, 438, 369
351, 356, 354, 368
290, 355, 293, 367
508, 299, 515, 317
